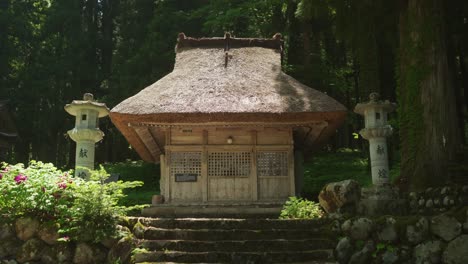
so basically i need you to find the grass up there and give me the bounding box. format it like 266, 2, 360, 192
302, 148, 400, 200
102, 160, 160, 207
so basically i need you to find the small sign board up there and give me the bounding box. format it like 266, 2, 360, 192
175, 173, 198, 182
105, 173, 120, 183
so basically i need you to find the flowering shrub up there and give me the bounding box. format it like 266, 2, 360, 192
0, 161, 143, 242
0, 161, 70, 220
279, 196, 324, 219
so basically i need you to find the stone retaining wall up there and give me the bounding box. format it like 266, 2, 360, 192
332, 206, 468, 264
0, 217, 135, 264
408, 185, 468, 214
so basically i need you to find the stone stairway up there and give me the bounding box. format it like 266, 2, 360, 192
130, 217, 337, 263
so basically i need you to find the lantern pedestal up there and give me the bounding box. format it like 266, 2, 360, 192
358, 185, 407, 216
65, 93, 109, 179
354, 93, 406, 215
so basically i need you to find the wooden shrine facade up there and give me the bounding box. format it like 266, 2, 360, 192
130, 122, 326, 204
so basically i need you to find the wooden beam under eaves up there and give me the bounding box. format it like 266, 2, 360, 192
133, 126, 162, 161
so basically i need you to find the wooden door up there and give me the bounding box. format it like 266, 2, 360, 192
169, 151, 203, 203
257, 151, 291, 200
207, 151, 252, 201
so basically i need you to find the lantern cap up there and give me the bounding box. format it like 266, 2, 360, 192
354, 93, 396, 116
65, 93, 109, 118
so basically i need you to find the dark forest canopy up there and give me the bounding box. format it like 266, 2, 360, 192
0, 0, 467, 191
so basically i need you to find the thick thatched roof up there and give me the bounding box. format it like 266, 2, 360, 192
112, 33, 345, 116
110, 33, 347, 162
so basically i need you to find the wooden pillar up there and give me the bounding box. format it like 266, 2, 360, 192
164, 128, 171, 203
160, 154, 166, 198
201, 130, 208, 202
288, 129, 296, 196
250, 130, 258, 201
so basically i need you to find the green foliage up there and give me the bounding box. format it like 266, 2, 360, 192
302, 148, 400, 198
57, 166, 144, 242
193, 0, 285, 37
302, 149, 370, 198
103, 160, 159, 207
0, 161, 143, 243
279, 196, 323, 219
0, 161, 70, 220
372, 242, 396, 258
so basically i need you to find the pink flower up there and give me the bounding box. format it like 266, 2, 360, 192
58, 182, 67, 189
14, 174, 27, 184
58, 236, 70, 242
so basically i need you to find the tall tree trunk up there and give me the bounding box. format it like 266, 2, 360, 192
354, 2, 380, 102
398, 0, 462, 190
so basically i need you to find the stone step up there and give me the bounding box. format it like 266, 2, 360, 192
130, 217, 330, 230
140, 239, 336, 252
138, 227, 332, 241
138, 262, 337, 264
133, 250, 334, 263
141, 204, 283, 218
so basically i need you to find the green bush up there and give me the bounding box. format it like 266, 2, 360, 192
279, 196, 324, 219
0, 161, 143, 242
302, 148, 400, 199
302, 149, 370, 199
103, 160, 159, 206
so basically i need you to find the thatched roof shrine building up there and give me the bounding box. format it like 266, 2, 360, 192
111, 33, 346, 212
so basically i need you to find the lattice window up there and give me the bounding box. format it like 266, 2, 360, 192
170, 152, 202, 176
257, 152, 288, 177
208, 152, 251, 177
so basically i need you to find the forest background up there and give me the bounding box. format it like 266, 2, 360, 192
1, 0, 467, 192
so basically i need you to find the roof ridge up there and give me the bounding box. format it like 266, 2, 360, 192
176, 32, 283, 52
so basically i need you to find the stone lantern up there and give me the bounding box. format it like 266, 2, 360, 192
354, 93, 405, 215
354, 92, 396, 186
65, 93, 109, 178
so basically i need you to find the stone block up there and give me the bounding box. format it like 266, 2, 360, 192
413, 240, 444, 264
0, 223, 14, 240
0, 237, 22, 259
406, 217, 429, 245
358, 186, 407, 216
348, 240, 375, 264
318, 180, 361, 214
430, 214, 461, 241
377, 217, 398, 242
107, 237, 136, 264
15, 217, 40, 241
73, 243, 107, 264
16, 238, 47, 263
40, 243, 73, 264
442, 234, 468, 264
341, 218, 374, 240
335, 237, 353, 264
38, 224, 60, 245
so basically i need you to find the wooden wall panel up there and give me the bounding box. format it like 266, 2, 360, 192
208, 129, 253, 145
171, 180, 203, 203
171, 128, 204, 145
258, 177, 290, 200
257, 128, 291, 145
208, 177, 251, 201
